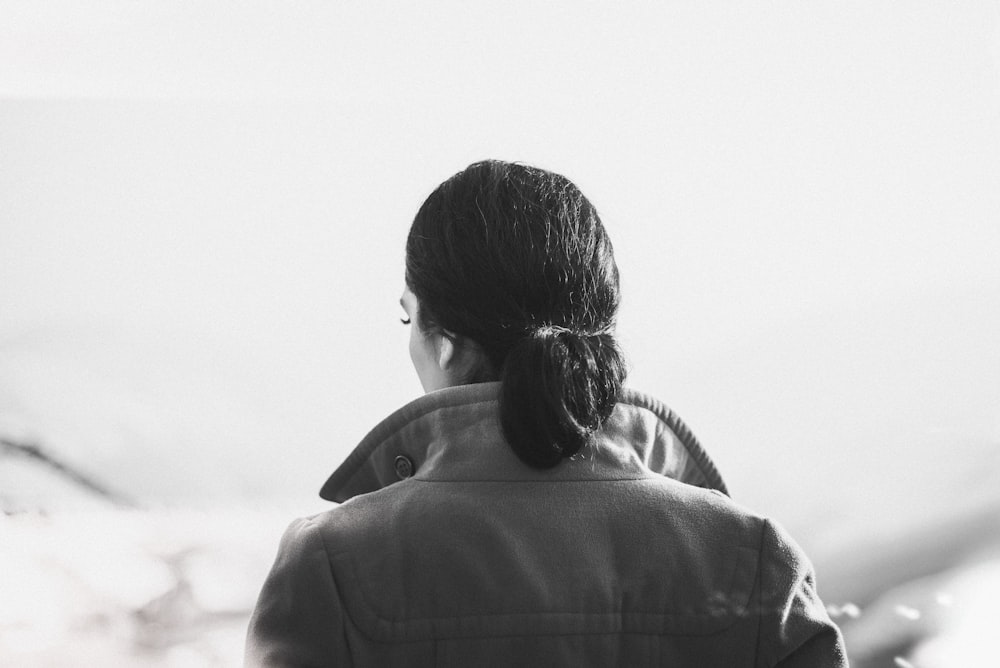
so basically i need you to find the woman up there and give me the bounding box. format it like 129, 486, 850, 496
246, 161, 847, 666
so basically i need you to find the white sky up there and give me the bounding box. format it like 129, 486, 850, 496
2, 1, 999, 560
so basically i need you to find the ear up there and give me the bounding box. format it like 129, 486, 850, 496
436, 331, 457, 371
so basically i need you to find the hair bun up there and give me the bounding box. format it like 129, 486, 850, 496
500, 327, 626, 468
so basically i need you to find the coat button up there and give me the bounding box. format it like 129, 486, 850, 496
394, 455, 414, 480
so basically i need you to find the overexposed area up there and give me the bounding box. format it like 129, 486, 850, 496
2, 2, 999, 666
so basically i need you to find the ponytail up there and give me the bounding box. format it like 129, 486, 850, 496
499, 326, 627, 468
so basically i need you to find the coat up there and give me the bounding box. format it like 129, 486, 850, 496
245, 382, 847, 667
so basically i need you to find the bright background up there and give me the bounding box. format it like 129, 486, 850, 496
2, 2, 999, 666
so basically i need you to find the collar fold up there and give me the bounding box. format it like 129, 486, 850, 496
320, 382, 728, 503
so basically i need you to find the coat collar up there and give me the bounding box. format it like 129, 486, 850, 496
320, 382, 728, 503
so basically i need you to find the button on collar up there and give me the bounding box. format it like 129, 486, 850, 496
393, 455, 414, 480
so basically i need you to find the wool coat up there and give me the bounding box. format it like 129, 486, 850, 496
246, 383, 847, 667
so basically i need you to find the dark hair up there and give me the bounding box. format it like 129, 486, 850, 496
405, 160, 627, 468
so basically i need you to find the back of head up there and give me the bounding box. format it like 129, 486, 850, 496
406, 160, 626, 468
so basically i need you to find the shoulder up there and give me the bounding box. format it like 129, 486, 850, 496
300, 481, 422, 551
634, 476, 769, 545
637, 479, 822, 590
246, 516, 353, 667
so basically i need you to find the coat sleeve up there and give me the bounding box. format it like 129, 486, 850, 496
245, 517, 352, 668
756, 519, 848, 668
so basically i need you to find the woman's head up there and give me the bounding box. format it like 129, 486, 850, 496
404, 160, 627, 468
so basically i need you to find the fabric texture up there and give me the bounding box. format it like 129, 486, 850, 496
246, 383, 847, 667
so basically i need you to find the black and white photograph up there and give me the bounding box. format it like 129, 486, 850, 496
2, 2, 998, 666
